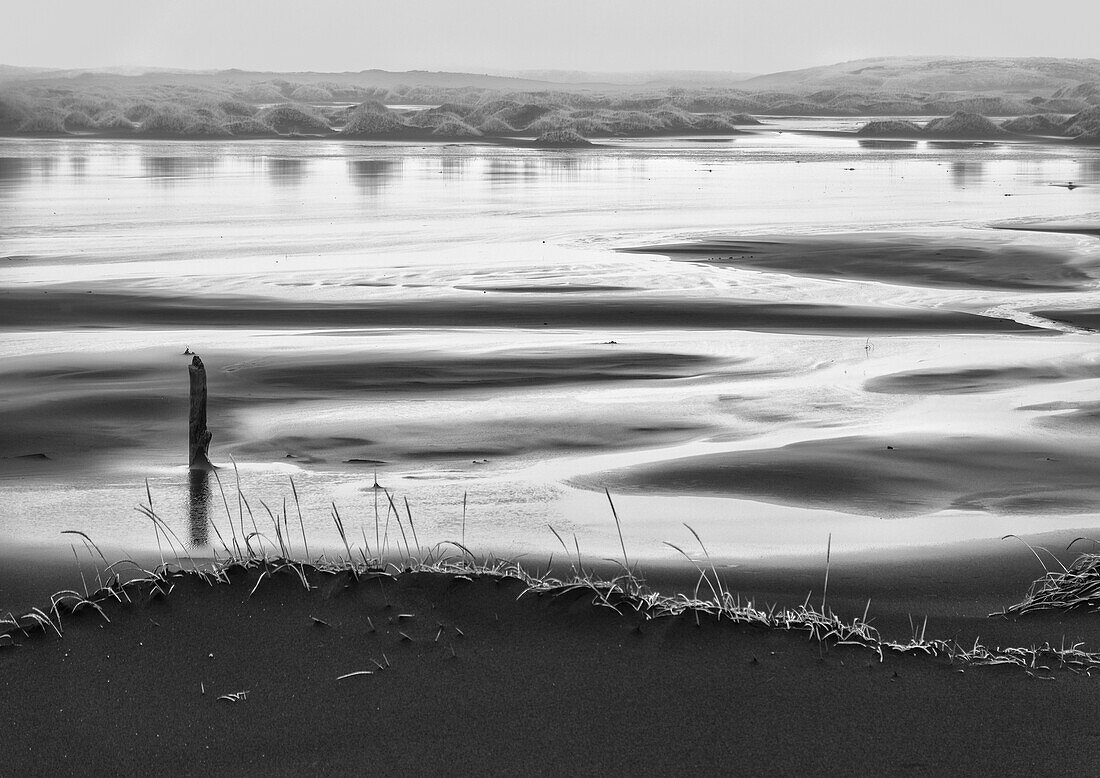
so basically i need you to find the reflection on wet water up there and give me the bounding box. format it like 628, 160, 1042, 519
1078, 156, 1100, 184
950, 160, 985, 189
927, 141, 999, 150
142, 155, 214, 181
856, 139, 919, 150
347, 159, 398, 194
187, 469, 210, 548
266, 156, 307, 184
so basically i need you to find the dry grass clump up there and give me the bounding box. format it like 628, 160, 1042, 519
996, 539, 1100, 616
3, 478, 1096, 678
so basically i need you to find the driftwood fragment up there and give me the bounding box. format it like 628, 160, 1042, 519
188, 355, 213, 470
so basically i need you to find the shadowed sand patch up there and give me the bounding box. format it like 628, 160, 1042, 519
579, 434, 1100, 517
0, 288, 1043, 334
1033, 308, 1100, 331
993, 222, 1100, 238
622, 233, 1093, 291
866, 359, 1100, 394
233, 417, 715, 466
225, 349, 722, 393
1018, 400, 1100, 431
453, 284, 638, 293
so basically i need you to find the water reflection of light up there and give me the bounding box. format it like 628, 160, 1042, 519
1077, 157, 1100, 184
347, 159, 398, 194
142, 156, 214, 181
950, 160, 985, 189
266, 156, 307, 184
856, 139, 918, 150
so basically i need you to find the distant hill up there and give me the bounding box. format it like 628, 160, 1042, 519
5, 57, 1100, 95
737, 56, 1100, 94
496, 70, 760, 87
0, 66, 569, 92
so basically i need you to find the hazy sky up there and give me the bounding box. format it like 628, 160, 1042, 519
5, 0, 1099, 74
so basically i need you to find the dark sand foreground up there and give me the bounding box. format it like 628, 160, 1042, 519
3, 545, 1100, 776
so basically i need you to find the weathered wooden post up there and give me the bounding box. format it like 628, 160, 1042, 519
188, 355, 213, 470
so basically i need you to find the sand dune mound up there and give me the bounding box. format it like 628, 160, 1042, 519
1062, 106, 1100, 138
1053, 82, 1100, 104
256, 103, 331, 134
1000, 114, 1066, 135
922, 111, 1006, 138
288, 84, 333, 102
477, 115, 516, 134
0, 95, 29, 131
691, 114, 738, 131
62, 110, 97, 131
16, 113, 66, 133
533, 128, 591, 147
224, 117, 278, 136
431, 118, 481, 137
856, 119, 923, 136
216, 99, 256, 118
93, 112, 135, 131
341, 109, 409, 136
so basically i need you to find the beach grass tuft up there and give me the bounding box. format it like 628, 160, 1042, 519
5, 479, 1100, 675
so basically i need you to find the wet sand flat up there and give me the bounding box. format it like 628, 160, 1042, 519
581, 434, 1100, 517
624, 231, 1097, 291
0, 287, 1044, 334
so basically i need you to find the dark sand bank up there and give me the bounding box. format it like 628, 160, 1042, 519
994, 222, 1100, 238
1033, 308, 1100, 331
1019, 399, 1100, 431
865, 358, 1100, 395
581, 434, 1100, 517
3, 553, 1100, 776
0, 288, 1045, 334
623, 232, 1095, 292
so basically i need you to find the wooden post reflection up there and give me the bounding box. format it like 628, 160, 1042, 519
188, 469, 211, 547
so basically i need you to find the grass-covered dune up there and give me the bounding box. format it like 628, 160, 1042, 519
3, 57, 1100, 142
855, 109, 1100, 142
0, 79, 761, 142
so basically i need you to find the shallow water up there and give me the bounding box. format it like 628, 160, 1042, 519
2, 125, 1100, 562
